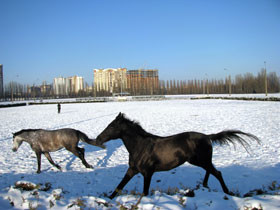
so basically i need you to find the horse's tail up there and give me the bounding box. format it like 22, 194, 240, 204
208, 130, 260, 153
77, 131, 106, 149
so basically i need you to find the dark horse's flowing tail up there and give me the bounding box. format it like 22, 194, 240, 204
208, 130, 260, 153
77, 130, 106, 149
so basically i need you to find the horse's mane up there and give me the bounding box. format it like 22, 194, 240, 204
120, 114, 159, 138
14, 129, 40, 136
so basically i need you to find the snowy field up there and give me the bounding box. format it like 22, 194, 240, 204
0, 99, 279, 209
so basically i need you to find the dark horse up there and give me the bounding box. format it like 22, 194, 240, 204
12, 128, 105, 173
96, 113, 260, 199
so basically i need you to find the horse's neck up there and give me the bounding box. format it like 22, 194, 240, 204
121, 130, 153, 156
21, 133, 33, 145
120, 120, 154, 153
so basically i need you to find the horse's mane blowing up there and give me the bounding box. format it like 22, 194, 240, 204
121, 114, 160, 138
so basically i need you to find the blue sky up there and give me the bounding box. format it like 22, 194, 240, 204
1, 0, 279, 85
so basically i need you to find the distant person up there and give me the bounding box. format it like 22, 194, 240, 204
57, 103, 61, 114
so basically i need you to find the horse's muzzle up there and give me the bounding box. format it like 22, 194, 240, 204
12, 147, 17, 152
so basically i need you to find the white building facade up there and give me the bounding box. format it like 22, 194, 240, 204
68, 76, 84, 94
93, 68, 127, 93
53, 76, 84, 96
53, 77, 67, 96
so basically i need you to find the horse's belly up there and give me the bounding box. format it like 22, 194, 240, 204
39, 142, 63, 152
155, 163, 180, 172
154, 157, 187, 172
153, 145, 190, 168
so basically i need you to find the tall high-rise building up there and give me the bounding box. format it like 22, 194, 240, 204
53, 76, 84, 96
127, 69, 159, 95
53, 77, 67, 96
0, 64, 3, 98
68, 76, 84, 94
93, 68, 127, 93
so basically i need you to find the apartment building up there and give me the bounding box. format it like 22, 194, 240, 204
53, 76, 84, 96
93, 68, 127, 93
53, 77, 66, 96
68, 76, 84, 94
127, 69, 159, 95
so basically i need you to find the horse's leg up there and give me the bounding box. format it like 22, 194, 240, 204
206, 163, 229, 194
43, 152, 61, 170
143, 173, 153, 196
110, 167, 138, 199
77, 147, 93, 168
203, 171, 210, 188
195, 145, 213, 189
67, 146, 93, 168
35, 151, 42, 174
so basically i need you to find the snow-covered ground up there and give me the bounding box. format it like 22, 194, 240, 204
0, 99, 279, 209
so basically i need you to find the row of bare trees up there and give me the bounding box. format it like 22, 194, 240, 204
158, 70, 280, 95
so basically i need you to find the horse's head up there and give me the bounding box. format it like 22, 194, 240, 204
96, 112, 125, 146
12, 131, 24, 152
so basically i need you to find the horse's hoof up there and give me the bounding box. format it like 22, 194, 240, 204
86, 165, 93, 169
185, 189, 195, 197
227, 191, 235, 196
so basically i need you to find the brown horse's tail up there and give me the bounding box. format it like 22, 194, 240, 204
77, 131, 106, 149
208, 130, 260, 153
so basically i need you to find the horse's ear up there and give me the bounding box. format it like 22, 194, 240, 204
117, 112, 122, 118
117, 112, 126, 120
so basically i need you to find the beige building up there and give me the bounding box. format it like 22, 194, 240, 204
53, 76, 84, 96
53, 77, 67, 95
68, 76, 84, 94
93, 68, 127, 93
